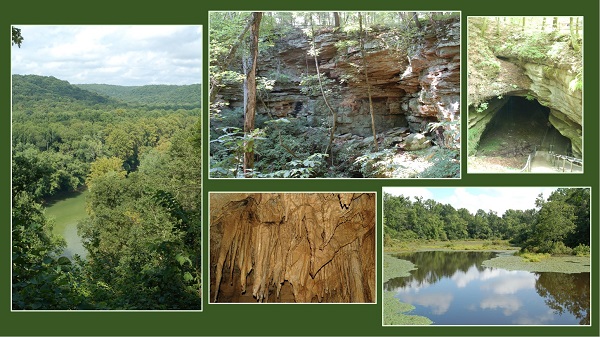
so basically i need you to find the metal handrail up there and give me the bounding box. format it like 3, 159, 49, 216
520, 153, 533, 172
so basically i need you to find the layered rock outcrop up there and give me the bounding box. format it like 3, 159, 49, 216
210, 193, 375, 303
214, 17, 460, 139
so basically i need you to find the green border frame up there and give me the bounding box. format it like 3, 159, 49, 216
2, 0, 598, 336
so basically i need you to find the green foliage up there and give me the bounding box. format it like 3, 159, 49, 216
86, 157, 127, 188
12, 191, 90, 309
78, 127, 201, 309
479, 59, 501, 78
569, 71, 583, 92
210, 126, 266, 178
299, 73, 336, 96
262, 153, 328, 178
475, 102, 489, 113
13, 75, 114, 107
12, 26, 23, 47
573, 244, 590, 257
77, 83, 202, 109
266, 71, 293, 84
384, 188, 589, 251
12, 74, 201, 309
354, 149, 396, 178
497, 31, 552, 62
417, 148, 460, 178
334, 39, 359, 51
12, 144, 87, 201
519, 252, 551, 263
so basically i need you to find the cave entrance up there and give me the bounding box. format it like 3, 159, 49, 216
477, 96, 571, 159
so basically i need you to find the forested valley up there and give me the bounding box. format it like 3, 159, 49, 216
210, 12, 460, 178
384, 188, 590, 256
12, 74, 201, 310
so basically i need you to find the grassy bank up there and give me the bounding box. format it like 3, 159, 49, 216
384, 239, 518, 253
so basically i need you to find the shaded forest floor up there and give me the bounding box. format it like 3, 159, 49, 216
210, 111, 460, 178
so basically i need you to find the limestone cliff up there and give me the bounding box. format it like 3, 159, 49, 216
467, 17, 582, 157
210, 193, 375, 303
214, 17, 460, 138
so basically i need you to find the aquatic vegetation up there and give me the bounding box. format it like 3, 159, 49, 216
482, 253, 590, 273
383, 253, 416, 282
383, 254, 432, 325
519, 252, 551, 262
383, 291, 433, 325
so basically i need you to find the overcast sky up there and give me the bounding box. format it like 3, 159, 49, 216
11, 25, 202, 86
383, 187, 559, 216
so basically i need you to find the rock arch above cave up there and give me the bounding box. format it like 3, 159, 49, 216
467, 17, 583, 163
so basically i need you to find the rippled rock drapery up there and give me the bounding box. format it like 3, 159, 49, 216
210, 193, 376, 303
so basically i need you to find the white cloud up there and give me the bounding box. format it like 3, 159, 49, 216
480, 295, 522, 316
400, 293, 454, 315
11, 25, 202, 86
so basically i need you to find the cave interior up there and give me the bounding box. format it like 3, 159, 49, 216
477, 95, 572, 157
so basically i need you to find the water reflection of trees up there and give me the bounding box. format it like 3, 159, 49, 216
384, 251, 496, 290
535, 272, 590, 325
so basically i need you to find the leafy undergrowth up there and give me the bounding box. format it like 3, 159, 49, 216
347, 146, 459, 178
482, 252, 590, 273
211, 110, 460, 178
383, 254, 432, 325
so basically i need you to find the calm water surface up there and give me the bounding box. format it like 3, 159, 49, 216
45, 191, 88, 259
384, 251, 589, 325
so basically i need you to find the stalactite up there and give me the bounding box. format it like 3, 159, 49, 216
210, 193, 375, 303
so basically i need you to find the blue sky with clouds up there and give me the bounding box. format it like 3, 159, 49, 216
383, 187, 559, 216
11, 25, 202, 86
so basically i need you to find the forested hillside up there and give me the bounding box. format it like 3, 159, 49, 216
384, 188, 590, 256
12, 74, 201, 310
78, 83, 201, 109
12, 74, 116, 107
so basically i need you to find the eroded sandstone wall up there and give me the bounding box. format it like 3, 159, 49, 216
210, 193, 375, 303
215, 17, 460, 137
467, 18, 582, 157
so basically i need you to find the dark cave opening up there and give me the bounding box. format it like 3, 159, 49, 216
477, 96, 571, 157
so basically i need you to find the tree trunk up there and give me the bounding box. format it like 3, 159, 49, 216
569, 17, 580, 52
411, 12, 421, 29
358, 12, 378, 152
309, 15, 338, 162
522, 17, 526, 32
553, 17, 558, 31
496, 17, 500, 36
333, 12, 340, 27
243, 12, 262, 178
541, 17, 546, 31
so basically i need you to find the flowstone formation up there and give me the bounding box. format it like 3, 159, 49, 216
467, 17, 582, 160
210, 193, 375, 303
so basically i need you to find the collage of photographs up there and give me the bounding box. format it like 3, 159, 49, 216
6, 7, 596, 337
